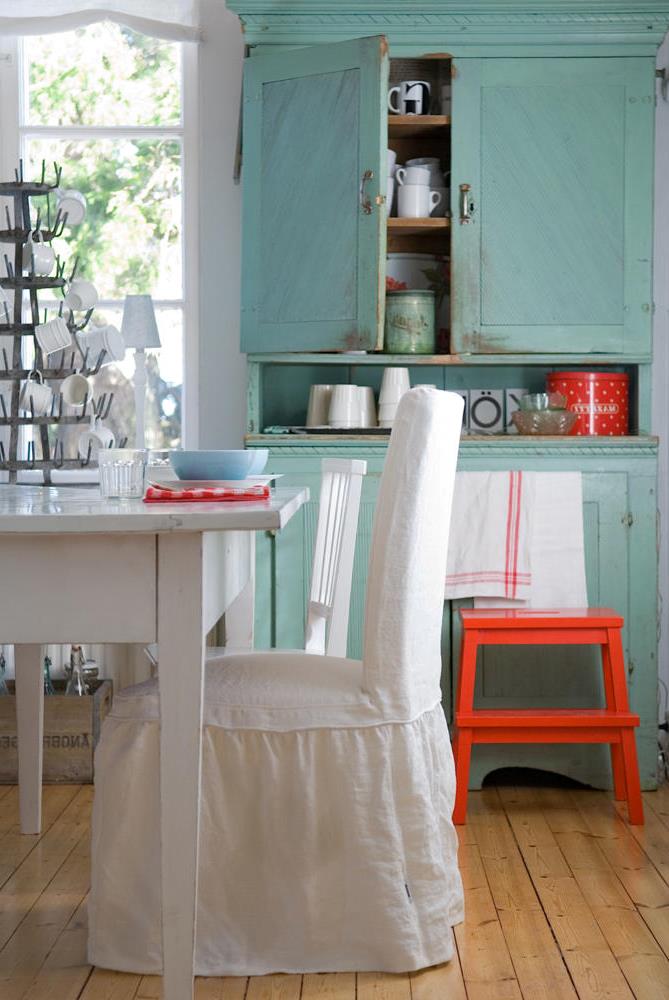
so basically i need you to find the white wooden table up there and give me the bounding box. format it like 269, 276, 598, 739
0, 484, 308, 1000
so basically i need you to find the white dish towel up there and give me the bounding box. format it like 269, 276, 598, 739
445, 471, 532, 600
475, 471, 588, 609
446, 471, 588, 608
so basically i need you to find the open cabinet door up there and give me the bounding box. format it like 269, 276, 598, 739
241, 36, 388, 353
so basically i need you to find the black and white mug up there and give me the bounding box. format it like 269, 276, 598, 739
388, 81, 431, 116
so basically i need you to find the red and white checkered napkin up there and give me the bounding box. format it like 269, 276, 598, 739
143, 484, 270, 504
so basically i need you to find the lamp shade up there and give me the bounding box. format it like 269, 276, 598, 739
121, 294, 161, 349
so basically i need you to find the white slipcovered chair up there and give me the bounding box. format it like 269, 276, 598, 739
88, 386, 465, 976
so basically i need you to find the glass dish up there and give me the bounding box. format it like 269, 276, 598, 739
518, 392, 567, 411
512, 410, 576, 435
98, 448, 147, 498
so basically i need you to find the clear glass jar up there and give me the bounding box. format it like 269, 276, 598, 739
98, 448, 147, 499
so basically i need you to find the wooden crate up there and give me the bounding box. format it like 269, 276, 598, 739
0, 679, 112, 784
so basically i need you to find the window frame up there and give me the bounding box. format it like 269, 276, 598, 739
0, 27, 199, 447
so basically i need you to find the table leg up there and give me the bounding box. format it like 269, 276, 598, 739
225, 533, 255, 649
158, 534, 206, 1000
14, 644, 44, 834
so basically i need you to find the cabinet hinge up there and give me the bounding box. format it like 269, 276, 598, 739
622, 512, 634, 527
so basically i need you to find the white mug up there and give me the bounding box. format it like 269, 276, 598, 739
430, 187, 449, 218
306, 384, 333, 427
19, 370, 53, 416
78, 422, 116, 461
78, 324, 125, 366
56, 189, 87, 226
388, 80, 431, 116
328, 384, 361, 429
60, 372, 90, 407
65, 279, 98, 312
387, 149, 397, 175
387, 176, 395, 217
380, 367, 410, 405
395, 165, 431, 187
406, 158, 446, 187
358, 386, 377, 428
34, 316, 72, 356
22, 232, 55, 276
398, 184, 442, 219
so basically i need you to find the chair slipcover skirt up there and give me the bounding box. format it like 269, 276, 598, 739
89, 702, 462, 975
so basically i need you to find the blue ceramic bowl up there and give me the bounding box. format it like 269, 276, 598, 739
170, 449, 268, 481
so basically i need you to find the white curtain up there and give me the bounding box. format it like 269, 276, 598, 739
0, 1, 201, 41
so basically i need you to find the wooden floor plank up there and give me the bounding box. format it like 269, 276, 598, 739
78, 967, 141, 999
408, 934, 467, 1000
0, 785, 81, 888
20, 895, 93, 1000
246, 974, 302, 999
498, 786, 635, 1000
302, 972, 355, 999
468, 789, 577, 1000
135, 974, 249, 998
0, 787, 92, 952
356, 972, 411, 999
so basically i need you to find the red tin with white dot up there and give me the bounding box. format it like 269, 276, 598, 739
546, 371, 629, 436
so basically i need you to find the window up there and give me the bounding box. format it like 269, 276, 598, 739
6, 22, 193, 449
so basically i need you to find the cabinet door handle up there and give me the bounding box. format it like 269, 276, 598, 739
459, 183, 475, 223
359, 169, 374, 215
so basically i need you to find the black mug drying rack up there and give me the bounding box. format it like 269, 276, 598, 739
0, 160, 125, 484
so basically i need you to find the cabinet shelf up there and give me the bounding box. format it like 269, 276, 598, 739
388, 115, 450, 137
387, 218, 450, 236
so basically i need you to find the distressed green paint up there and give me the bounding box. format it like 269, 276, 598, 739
250, 435, 658, 790
241, 36, 387, 352
451, 57, 655, 356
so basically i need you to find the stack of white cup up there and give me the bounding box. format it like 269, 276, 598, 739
378, 368, 410, 428
326, 384, 378, 429
397, 158, 449, 218
387, 149, 397, 217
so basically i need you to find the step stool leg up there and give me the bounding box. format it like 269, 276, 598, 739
601, 642, 627, 800
452, 728, 472, 825
455, 629, 479, 714
620, 729, 644, 825
605, 628, 631, 711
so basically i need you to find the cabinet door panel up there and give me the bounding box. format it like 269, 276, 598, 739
451, 58, 654, 355
241, 36, 388, 353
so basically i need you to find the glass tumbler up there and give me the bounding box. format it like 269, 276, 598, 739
98, 448, 147, 499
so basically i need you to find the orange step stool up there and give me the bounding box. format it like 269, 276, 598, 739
452, 608, 643, 825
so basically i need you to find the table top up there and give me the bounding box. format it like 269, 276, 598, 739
0, 485, 309, 534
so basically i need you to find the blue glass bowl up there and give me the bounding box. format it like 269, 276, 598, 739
170, 449, 268, 481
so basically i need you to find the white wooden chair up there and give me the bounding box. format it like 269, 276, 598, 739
144, 457, 366, 667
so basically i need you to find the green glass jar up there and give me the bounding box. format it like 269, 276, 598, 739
384, 290, 436, 354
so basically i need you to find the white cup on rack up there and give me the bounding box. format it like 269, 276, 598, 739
22, 232, 55, 277
430, 187, 449, 217
19, 370, 53, 416
328, 384, 361, 429
406, 158, 446, 188
56, 189, 87, 226
64, 279, 98, 312
398, 185, 442, 219
78, 324, 125, 366
78, 421, 116, 461
306, 384, 333, 427
60, 372, 90, 408
34, 316, 72, 356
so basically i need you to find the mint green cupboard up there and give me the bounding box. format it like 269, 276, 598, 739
228, 1, 667, 793
451, 57, 655, 356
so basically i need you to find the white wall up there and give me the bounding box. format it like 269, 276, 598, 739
196, 0, 246, 448
653, 32, 669, 720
